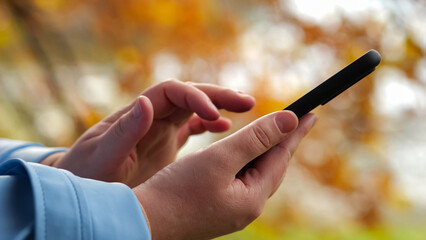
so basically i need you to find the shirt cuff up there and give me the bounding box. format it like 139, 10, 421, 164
0, 138, 67, 163
0, 159, 151, 240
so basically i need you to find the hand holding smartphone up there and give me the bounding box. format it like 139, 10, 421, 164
284, 50, 382, 118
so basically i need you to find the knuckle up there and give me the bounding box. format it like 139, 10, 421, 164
162, 79, 180, 87
232, 220, 249, 232
219, 191, 265, 233
285, 146, 293, 160
184, 81, 195, 86
113, 119, 126, 138
249, 125, 273, 151
223, 88, 235, 96
247, 205, 263, 222
164, 78, 179, 83
228, 214, 249, 232
277, 144, 292, 160
232, 206, 262, 231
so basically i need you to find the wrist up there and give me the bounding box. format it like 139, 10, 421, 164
134, 186, 177, 240
138, 196, 152, 234
133, 187, 154, 239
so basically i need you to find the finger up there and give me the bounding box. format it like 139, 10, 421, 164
102, 101, 135, 124
276, 113, 318, 157
143, 79, 220, 121
192, 83, 255, 112
200, 117, 232, 132
177, 115, 232, 148
252, 113, 318, 198
101, 96, 154, 162
206, 110, 298, 176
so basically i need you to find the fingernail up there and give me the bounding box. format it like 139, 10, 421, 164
275, 113, 296, 133
306, 114, 318, 128
236, 90, 252, 97
133, 98, 142, 118
311, 115, 319, 127
208, 101, 220, 116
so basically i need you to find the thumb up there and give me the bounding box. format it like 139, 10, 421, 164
206, 111, 298, 177
101, 96, 153, 160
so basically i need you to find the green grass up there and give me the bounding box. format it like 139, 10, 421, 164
215, 221, 426, 240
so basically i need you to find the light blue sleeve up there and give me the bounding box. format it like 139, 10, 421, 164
0, 139, 151, 240
0, 138, 68, 164
0, 159, 151, 240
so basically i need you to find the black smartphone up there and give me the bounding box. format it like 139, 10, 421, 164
284, 49, 381, 118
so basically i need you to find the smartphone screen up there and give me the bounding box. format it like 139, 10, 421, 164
284, 50, 382, 118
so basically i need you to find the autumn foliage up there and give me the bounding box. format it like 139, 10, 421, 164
1, 0, 425, 239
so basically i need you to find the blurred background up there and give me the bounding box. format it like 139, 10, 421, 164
1, 0, 425, 239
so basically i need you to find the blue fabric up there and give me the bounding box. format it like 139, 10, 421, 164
0, 138, 68, 164
0, 140, 151, 240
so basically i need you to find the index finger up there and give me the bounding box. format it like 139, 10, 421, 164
191, 83, 255, 113
253, 113, 318, 198
142, 79, 220, 120
204, 111, 299, 178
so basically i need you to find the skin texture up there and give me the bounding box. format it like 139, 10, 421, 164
41, 80, 318, 239
133, 111, 317, 240
42, 80, 255, 187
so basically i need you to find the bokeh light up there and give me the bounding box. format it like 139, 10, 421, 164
1, 0, 426, 239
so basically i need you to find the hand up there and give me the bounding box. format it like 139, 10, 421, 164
43, 80, 255, 187
133, 111, 318, 240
